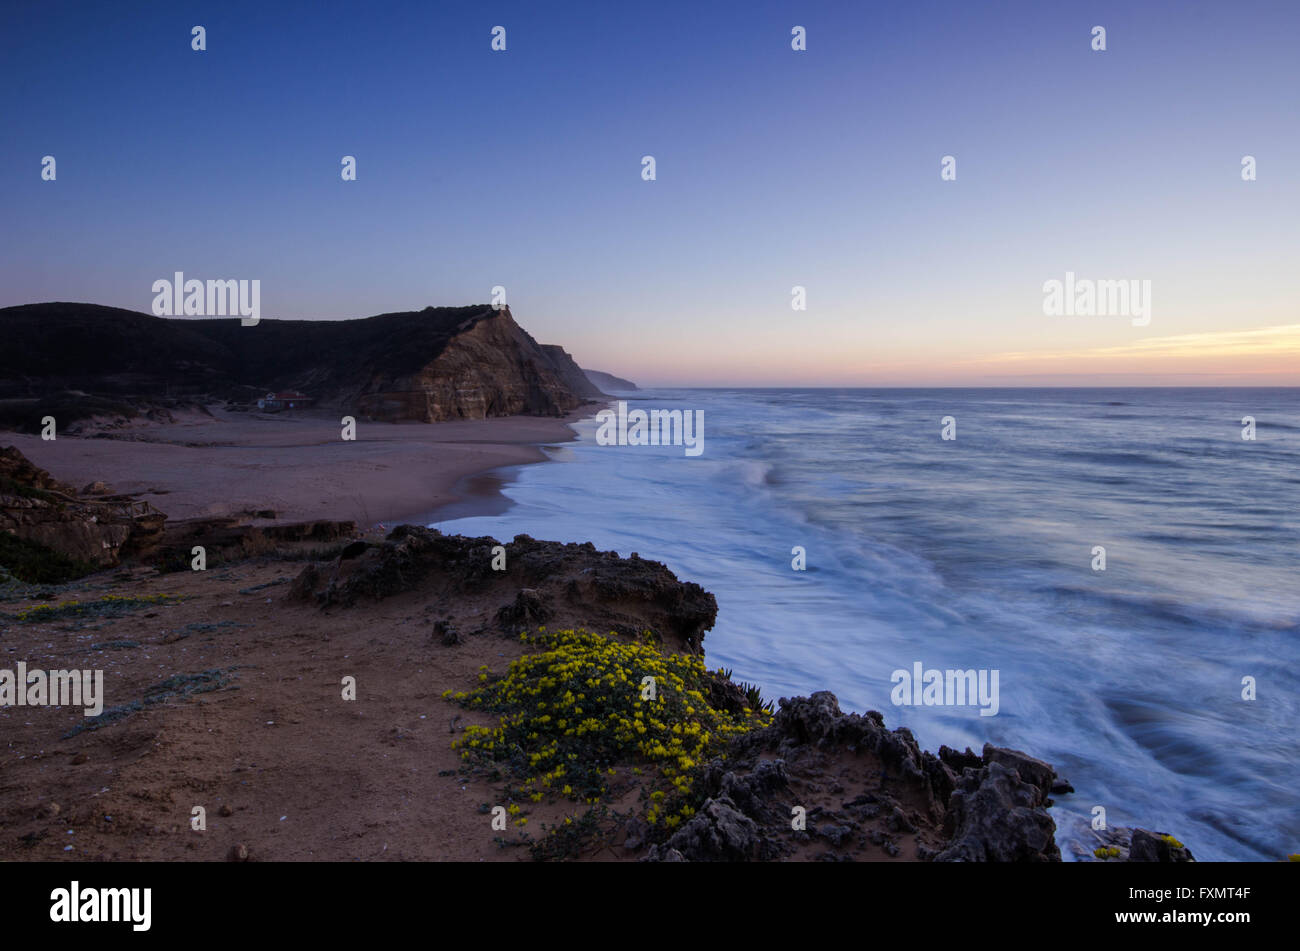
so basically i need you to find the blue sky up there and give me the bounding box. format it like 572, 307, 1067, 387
2, 0, 1297, 384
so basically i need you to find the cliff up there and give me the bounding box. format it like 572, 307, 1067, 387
0, 302, 598, 426
540, 345, 607, 400
583, 368, 638, 391
0, 446, 164, 576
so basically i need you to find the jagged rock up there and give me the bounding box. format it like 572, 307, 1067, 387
1, 446, 142, 568
81, 481, 111, 496
539, 345, 605, 400
1074, 824, 1197, 862
655, 691, 1065, 863
982, 744, 1057, 795
933, 761, 1060, 862
290, 526, 717, 653
1129, 829, 1196, 863
497, 588, 553, 628
643, 796, 772, 862
939, 745, 983, 772
434, 619, 463, 646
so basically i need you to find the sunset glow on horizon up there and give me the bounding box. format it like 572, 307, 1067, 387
2, 0, 1296, 387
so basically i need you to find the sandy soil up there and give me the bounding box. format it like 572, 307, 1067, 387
0, 556, 605, 862
3, 406, 592, 529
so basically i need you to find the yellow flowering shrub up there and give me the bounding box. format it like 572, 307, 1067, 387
449, 629, 771, 837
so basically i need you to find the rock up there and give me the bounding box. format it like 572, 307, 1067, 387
71, 753, 89, 765
0, 446, 76, 495
933, 761, 1060, 862
81, 481, 111, 496
1129, 829, 1196, 863
539, 345, 605, 400
219, 804, 234, 817
497, 588, 553, 629
982, 744, 1058, 794
643, 796, 768, 862
1, 446, 162, 569
582, 368, 638, 392
817, 823, 854, 846
622, 817, 649, 851
227, 843, 249, 862
673, 691, 1064, 864
338, 541, 369, 560
37, 802, 60, 819
939, 744, 983, 772
434, 619, 463, 646
353, 308, 589, 421
155, 517, 355, 573
888, 806, 917, 834
290, 526, 718, 654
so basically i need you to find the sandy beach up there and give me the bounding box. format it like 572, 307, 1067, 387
4, 406, 595, 529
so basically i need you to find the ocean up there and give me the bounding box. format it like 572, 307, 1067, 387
431, 388, 1300, 861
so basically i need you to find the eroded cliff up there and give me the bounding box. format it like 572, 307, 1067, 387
0, 302, 598, 426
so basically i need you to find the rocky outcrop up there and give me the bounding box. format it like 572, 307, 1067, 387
644, 691, 1064, 862
583, 368, 637, 392
934, 758, 1059, 862
0, 446, 154, 570
288, 525, 717, 654
539, 345, 606, 400
0, 302, 592, 426
0, 445, 77, 495
1079, 825, 1197, 862
148, 515, 357, 571
354, 311, 588, 421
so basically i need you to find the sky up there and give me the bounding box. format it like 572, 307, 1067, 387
1, 0, 1297, 386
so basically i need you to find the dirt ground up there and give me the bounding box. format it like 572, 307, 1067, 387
0, 550, 606, 862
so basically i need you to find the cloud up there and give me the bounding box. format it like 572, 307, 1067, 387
974, 324, 1300, 370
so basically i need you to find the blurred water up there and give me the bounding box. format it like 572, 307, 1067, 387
434, 388, 1300, 861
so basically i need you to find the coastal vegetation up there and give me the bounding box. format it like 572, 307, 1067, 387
447, 628, 771, 854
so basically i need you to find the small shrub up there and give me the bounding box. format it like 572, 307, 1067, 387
447, 629, 771, 839
16, 593, 183, 622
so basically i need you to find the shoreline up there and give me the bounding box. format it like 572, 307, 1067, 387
2, 403, 603, 531
0, 419, 1195, 863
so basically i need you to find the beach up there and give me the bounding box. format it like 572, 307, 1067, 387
4, 405, 592, 529
3, 388, 1294, 863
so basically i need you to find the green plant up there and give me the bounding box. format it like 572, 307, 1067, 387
17, 593, 183, 622
447, 629, 771, 834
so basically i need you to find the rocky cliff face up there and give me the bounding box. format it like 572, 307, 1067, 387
0, 302, 596, 426
0, 446, 154, 572
356, 311, 591, 422
539, 345, 607, 400
583, 368, 638, 392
